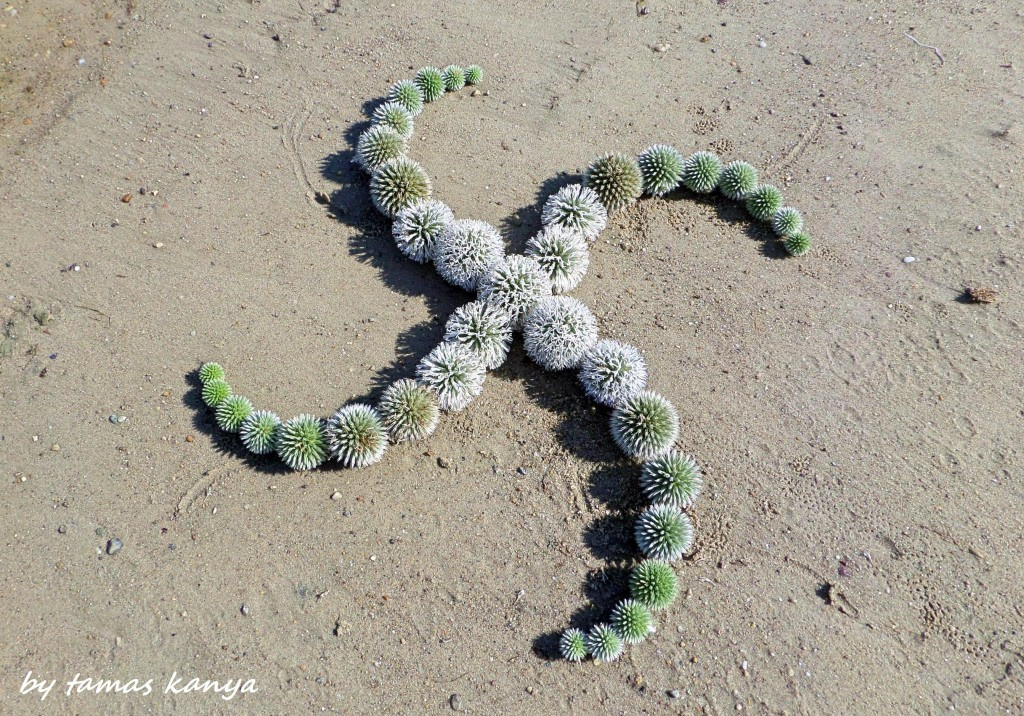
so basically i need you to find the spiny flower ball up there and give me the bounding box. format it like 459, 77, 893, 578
578, 339, 648, 408
377, 379, 440, 443
635, 504, 694, 562
477, 255, 552, 329
198, 362, 225, 384
641, 452, 703, 509
583, 153, 643, 214
370, 157, 432, 218
356, 125, 406, 172
745, 184, 783, 222
719, 160, 758, 201
239, 410, 281, 455
559, 628, 588, 663
464, 65, 483, 85
276, 414, 328, 471
215, 394, 253, 433
442, 65, 466, 92
392, 199, 454, 264
444, 300, 513, 370
610, 390, 679, 459
523, 296, 599, 372
586, 623, 624, 662
326, 404, 388, 468
387, 79, 424, 116
637, 144, 684, 197
416, 342, 486, 412
610, 599, 656, 644
771, 206, 804, 237
541, 184, 608, 242
784, 232, 811, 257
413, 67, 445, 103
433, 219, 505, 291
201, 378, 232, 408
371, 100, 413, 139
629, 560, 679, 610
525, 224, 590, 294
681, 150, 723, 194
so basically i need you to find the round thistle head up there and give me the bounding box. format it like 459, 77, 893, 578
464, 65, 483, 85
326, 404, 388, 468
578, 339, 648, 408
637, 144, 684, 197
392, 199, 455, 264
201, 378, 232, 408
523, 296, 599, 372
477, 255, 552, 330
198, 362, 225, 384
525, 224, 590, 294
276, 414, 328, 471
215, 394, 253, 433
433, 219, 505, 291
784, 231, 811, 257
629, 560, 679, 610
387, 79, 424, 116
541, 184, 608, 242
610, 599, 656, 644
745, 184, 783, 222
371, 100, 414, 140
370, 157, 432, 218
583, 153, 643, 214
444, 300, 513, 370
559, 628, 588, 662
413, 67, 445, 103
641, 451, 703, 509
442, 65, 465, 92
719, 160, 758, 201
377, 379, 440, 443
609, 390, 679, 459
239, 410, 281, 455
356, 125, 406, 172
681, 150, 723, 194
771, 206, 804, 237
635, 504, 694, 561
416, 342, 486, 412
586, 623, 624, 662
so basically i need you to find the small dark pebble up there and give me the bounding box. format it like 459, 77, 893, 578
50, 353, 57, 359
203, 33, 212, 39
315, 676, 326, 685
449, 693, 463, 711
106, 537, 123, 555
271, 33, 281, 41
57, 525, 67, 534
168, 543, 176, 550
517, 467, 527, 475
437, 457, 450, 469
802, 54, 813, 65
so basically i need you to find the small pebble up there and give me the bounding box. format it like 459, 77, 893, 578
57, 525, 67, 534
758, 38, 767, 48
449, 693, 463, 711
652, 43, 670, 53
241, 604, 250, 616
121, 194, 132, 203
51, 443, 60, 452
903, 256, 917, 263
331, 491, 342, 500
106, 538, 123, 555
668, 689, 682, 699
153, 242, 164, 249
517, 467, 527, 475
437, 457, 450, 469
109, 414, 127, 423
470, 89, 480, 96
185, 434, 194, 442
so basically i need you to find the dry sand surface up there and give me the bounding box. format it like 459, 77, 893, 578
2, 0, 1023, 713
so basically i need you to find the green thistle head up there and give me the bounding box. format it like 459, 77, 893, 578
198, 362, 225, 384
239, 410, 281, 455
464, 65, 483, 85
784, 231, 811, 257
215, 394, 253, 433
201, 378, 232, 408
637, 144, 684, 197
377, 378, 440, 443
771, 206, 804, 237
370, 157, 432, 218
609, 390, 679, 460
719, 160, 758, 201
610, 599, 655, 644
559, 628, 588, 662
629, 560, 679, 610
371, 100, 414, 140
635, 504, 694, 562
326, 404, 388, 468
681, 150, 722, 193
583, 153, 643, 214
276, 414, 328, 471
356, 125, 406, 172
443, 300, 513, 370
414, 67, 445, 103
387, 79, 424, 116
586, 623, 624, 662
641, 452, 703, 509
442, 65, 465, 92
745, 184, 783, 222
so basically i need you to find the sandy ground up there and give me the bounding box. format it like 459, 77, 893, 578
1, 0, 1023, 713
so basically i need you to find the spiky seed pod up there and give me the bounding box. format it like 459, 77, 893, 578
637, 144, 684, 197
523, 296, 599, 372
239, 410, 281, 455
326, 404, 388, 468
198, 362, 225, 384
413, 67, 445, 103
559, 628, 588, 663
681, 150, 723, 194
356, 125, 406, 172
610, 390, 679, 459
442, 65, 466, 91
387, 79, 424, 116
771, 206, 804, 237
276, 414, 328, 471
201, 378, 232, 408
416, 342, 487, 412
433, 219, 505, 291
745, 184, 783, 222
583, 153, 644, 214
541, 184, 608, 242
784, 232, 811, 257
635, 504, 694, 562
525, 225, 590, 294
377, 379, 440, 443
641, 452, 703, 509
578, 339, 648, 408
477, 255, 552, 330
629, 560, 680, 610
586, 624, 624, 663
392, 199, 454, 263
444, 300, 513, 370
464, 65, 483, 85
610, 599, 656, 644
719, 160, 758, 200
371, 100, 414, 140
370, 157, 432, 218
215, 394, 253, 433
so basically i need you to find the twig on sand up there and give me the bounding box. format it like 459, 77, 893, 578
904, 33, 945, 65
